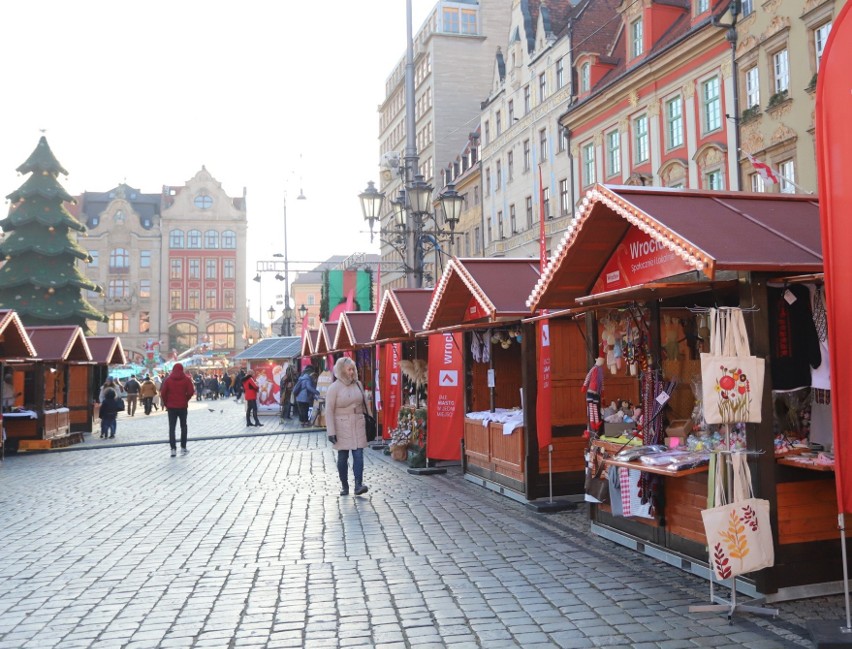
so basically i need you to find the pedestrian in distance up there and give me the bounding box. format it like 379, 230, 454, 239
98, 387, 125, 439
325, 357, 370, 496
123, 374, 141, 416
233, 369, 246, 403
98, 376, 119, 404
140, 375, 158, 415
159, 362, 195, 457
242, 370, 263, 427
293, 366, 320, 426
279, 364, 298, 420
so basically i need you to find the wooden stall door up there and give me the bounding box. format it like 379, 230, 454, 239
67, 365, 93, 432
549, 319, 591, 427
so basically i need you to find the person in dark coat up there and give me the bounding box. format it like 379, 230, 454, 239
242, 370, 263, 427
294, 367, 320, 426
160, 363, 196, 457
123, 375, 140, 416
99, 388, 125, 439
233, 369, 246, 403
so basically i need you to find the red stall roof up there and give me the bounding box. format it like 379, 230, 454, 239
87, 336, 128, 365
334, 312, 376, 351
371, 288, 433, 342
26, 325, 92, 362
314, 321, 338, 355
423, 258, 541, 330
301, 329, 319, 356
528, 185, 823, 311
0, 310, 38, 359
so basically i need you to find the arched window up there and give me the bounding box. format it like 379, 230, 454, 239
109, 248, 129, 269
221, 230, 237, 249
169, 322, 198, 353
207, 322, 235, 350
169, 229, 185, 249
204, 230, 219, 248
108, 312, 129, 334
187, 230, 202, 249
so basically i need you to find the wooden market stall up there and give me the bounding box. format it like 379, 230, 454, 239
371, 289, 433, 440
86, 336, 127, 431
8, 325, 93, 450
231, 337, 302, 414
421, 258, 545, 498
0, 310, 39, 458
528, 184, 832, 601
333, 311, 377, 394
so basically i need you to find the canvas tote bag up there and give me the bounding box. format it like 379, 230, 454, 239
701, 452, 774, 579
700, 308, 765, 424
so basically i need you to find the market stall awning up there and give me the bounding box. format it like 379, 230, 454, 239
232, 336, 301, 361
371, 288, 433, 342
334, 311, 376, 351
26, 325, 92, 362
86, 336, 128, 365
314, 321, 338, 355
574, 279, 738, 308
528, 184, 823, 311
423, 258, 541, 330
301, 329, 319, 357
0, 310, 38, 359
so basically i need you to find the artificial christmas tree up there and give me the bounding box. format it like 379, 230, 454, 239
0, 136, 106, 328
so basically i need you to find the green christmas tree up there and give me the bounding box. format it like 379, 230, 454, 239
0, 136, 106, 327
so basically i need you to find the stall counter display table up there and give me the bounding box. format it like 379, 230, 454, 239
3, 410, 39, 441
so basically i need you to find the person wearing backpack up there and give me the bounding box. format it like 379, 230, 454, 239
99, 387, 125, 439
294, 366, 320, 426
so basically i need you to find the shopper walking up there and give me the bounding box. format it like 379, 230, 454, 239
242, 370, 263, 427
123, 375, 140, 416
325, 357, 370, 496
294, 366, 320, 426
98, 388, 125, 439
140, 375, 158, 415
159, 363, 195, 457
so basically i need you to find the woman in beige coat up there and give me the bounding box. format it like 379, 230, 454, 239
326, 357, 371, 496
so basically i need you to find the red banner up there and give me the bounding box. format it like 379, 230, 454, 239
816, 1, 852, 514
592, 225, 692, 294
536, 320, 552, 449
427, 333, 464, 460
381, 343, 402, 439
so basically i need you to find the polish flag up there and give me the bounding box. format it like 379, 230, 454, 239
745, 152, 779, 185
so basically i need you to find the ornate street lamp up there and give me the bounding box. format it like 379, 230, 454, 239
359, 181, 385, 242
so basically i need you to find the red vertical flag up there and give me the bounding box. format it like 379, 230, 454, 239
816, 1, 852, 514
382, 343, 402, 439
536, 320, 553, 449
427, 333, 464, 460
539, 164, 547, 271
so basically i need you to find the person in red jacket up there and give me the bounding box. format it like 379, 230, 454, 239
159, 362, 196, 457
242, 370, 263, 427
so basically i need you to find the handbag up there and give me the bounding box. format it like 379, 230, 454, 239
585, 450, 609, 503
700, 309, 765, 424
701, 452, 774, 579
357, 383, 377, 442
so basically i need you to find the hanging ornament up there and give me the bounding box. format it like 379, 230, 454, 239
49, 226, 55, 233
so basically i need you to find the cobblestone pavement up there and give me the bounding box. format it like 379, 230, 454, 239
0, 399, 846, 648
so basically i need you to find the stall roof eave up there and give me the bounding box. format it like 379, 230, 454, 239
0, 310, 38, 358
371, 288, 433, 341
87, 336, 128, 365
574, 279, 739, 308
25, 325, 92, 362
334, 311, 377, 351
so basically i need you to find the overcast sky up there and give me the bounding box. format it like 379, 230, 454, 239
0, 0, 435, 319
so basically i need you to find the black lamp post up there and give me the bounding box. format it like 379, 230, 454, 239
281, 303, 294, 336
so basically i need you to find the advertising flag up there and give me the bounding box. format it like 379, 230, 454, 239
427, 333, 464, 460
382, 343, 402, 439
536, 320, 553, 449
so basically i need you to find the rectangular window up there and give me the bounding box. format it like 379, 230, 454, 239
779, 160, 796, 193
745, 66, 760, 109
487, 218, 492, 244
696, 0, 709, 13
705, 169, 724, 190
461, 8, 477, 34
539, 128, 548, 161
464, 232, 471, 256
524, 85, 531, 114
205, 289, 217, 309
495, 160, 502, 190
224, 259, 235, 279
108, 279, 129, 299
474, 226, 481, 254
556, 57, 565, 89
139, 279, 151, 298
485, 168, 491, 196
484, 120, 491, 145
170, 259, 182, 280
559, 179, 570, 215
773, 49, 789, 94
634, 115, 649, 163
666, 97, 683, 148
495, 110, 502, 136
741, 0, 753, 15
140, 250, 151, 268
170, 290, 182, 310
750, 173, 765, 193
580, 63, 590, 93
702, 76, 721, 132
139, 312, 150, 334
558, 126, 568, 153
631, 18, 643, 58
542, 187, 551, 220
187, 290, 200, 310
205, 259, 217, 279
607, 130, 621, 177
189, 258, 200, 279
443, 7, 460, 33
509, 204, 517, 233
815, 22, 832, 70
497, 211, 504, 239
507, 151, 514, 181
508, 99, 515, 123
224, 289, 235, 309
526, 196, 534, 229
582, 142, 596, 186
539, 72, 547, 103
523, 139, 531, 171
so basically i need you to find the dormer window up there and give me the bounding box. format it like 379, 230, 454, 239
631, 18, 644, 59
580, 62, 591, 93
695, 0, 709, 14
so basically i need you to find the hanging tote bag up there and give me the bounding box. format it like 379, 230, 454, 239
357, 383, 377, 443
701, 453, 774, 579
700, 309, 765, 424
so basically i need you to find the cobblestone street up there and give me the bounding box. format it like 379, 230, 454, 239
0, 399, 845, 648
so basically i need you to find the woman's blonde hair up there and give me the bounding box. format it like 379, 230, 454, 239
333, 356, 357, 381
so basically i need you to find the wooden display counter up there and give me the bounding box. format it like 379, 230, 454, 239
464, 416, 525, 494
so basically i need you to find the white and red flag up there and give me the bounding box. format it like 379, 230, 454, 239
745, 152, 779, 185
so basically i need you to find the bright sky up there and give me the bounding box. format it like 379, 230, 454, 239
0, 0, 434, 313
